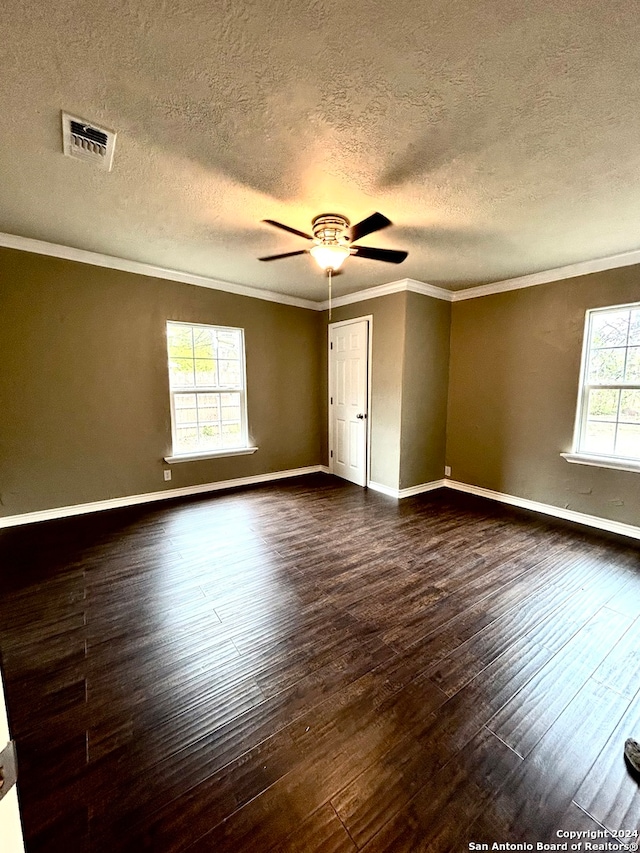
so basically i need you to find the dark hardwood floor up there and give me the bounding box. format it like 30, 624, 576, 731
1, 473, 640, 852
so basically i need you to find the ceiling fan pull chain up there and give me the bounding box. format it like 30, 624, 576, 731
328, 268, 332, 321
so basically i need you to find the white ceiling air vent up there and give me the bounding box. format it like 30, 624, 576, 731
61, 112, 116, 171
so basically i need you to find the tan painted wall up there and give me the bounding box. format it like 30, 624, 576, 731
319, 292, 406, 490
446, 266, 640, 526
320, 290, 450, 492
400, 291, 451, 489
0, 248, 322, 517
5, 242, 639, 528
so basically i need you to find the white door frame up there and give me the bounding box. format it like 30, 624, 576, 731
328, 315, 373, 487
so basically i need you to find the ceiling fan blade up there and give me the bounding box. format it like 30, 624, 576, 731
258, 250, 308, 262
350, 212, 392, 243
351, 246, 408, 264
262, 219, 313, 240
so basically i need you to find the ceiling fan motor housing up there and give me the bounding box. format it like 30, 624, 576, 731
312, 213, 350, 245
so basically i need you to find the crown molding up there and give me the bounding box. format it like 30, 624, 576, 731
450, 247, 640, 302
0, 232, 319, 311
3, 230, 640, 310
405, 279, 454, 301
319, 277, 453, 310
0, 233, 452, 309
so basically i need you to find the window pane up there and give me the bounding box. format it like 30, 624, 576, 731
197, 401, 220, 422
222, 422, 242, 447
221, 392, 239, 405
620, 390, 640, 424
583, 422, 615, 454
587, 388, 619, 421
591, 310, 629, 348
577, 305, 640, 462
195, 359, 217, 386
198, 408, 218, 423
167, 324, 193, 359
615, 424, 640, 458
199, 425, 222, 447
196, 393, 221, 424
175, 393, 195, 408
197, 393, 218, 407
217, 329, 240, 347
175, 427, 198, 452
217, 343, 239, 361
588, 349, 625, 384
175, 402, 197, 424
221, 405, 240, 421
168, 323, 245, 456
169, 358, 195, 388
625, 347, 640, 383
220, 392, 240, 421
219, 360, 241, 387
193, 327, 215, 359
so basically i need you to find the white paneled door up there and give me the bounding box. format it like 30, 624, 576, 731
0, 665, 24, 853
329, 318, 370, 486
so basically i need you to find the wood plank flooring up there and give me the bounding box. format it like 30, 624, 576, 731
1, 474, 640, 852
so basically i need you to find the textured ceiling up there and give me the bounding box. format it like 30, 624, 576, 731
2, 0, 640, 302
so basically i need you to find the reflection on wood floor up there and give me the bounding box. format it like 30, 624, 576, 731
1, 473, 640, 852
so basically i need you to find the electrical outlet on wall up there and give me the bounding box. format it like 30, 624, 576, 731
444, 466, 451, 477
163, 470, 172, 481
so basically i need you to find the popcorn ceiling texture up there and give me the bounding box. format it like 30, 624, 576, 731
1, 0, 640, 301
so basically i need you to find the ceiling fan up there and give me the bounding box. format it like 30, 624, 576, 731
258, 212, 408, 273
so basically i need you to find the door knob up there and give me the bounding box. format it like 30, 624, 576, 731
356, 413, 367, 420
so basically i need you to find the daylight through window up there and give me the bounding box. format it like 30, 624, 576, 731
574, 303, 640, 461
166, 321, 248, 455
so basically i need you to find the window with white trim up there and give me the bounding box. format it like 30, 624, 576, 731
573, 303, 640, 462
166, 321, 248, 456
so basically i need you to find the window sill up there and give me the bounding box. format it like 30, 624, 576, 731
561, 452, 640, 474
164, 447, 259, 464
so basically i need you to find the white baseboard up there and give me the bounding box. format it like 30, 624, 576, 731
400, 479, 447, 498
445, 479, 640, 542
368, 478, 446, 499
2, 468, 638, 542
0, 465, 327, 529
367, 480, 399, 497
369, 475, 640, 540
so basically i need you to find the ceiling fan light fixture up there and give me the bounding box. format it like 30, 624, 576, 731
309, 243, 351, 271
260, 211, 407, 271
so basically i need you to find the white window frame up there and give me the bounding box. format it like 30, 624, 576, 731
164, 320, 257, 463
562, 302, 640, 473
